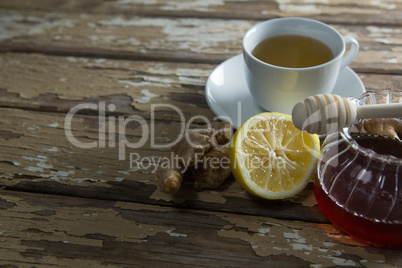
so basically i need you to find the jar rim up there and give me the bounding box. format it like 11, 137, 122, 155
340, 127, 402, 165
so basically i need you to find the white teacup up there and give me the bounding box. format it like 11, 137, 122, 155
243, 17, 359, 114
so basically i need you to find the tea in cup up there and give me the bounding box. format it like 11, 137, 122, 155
243, 17, 359, 114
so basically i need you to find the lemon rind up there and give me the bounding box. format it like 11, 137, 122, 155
230, 112, 320, 200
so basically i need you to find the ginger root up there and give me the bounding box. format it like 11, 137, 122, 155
192, 142, 231, 191
361, 118, 402, 139
354, 92, 402, 139
158, 121, 232, 194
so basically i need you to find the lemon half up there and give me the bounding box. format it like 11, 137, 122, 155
229, 112, 320, 199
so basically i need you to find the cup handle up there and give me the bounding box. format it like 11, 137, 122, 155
340, 36, 359, 70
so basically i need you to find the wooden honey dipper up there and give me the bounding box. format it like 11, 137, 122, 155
292, 94, 402, 135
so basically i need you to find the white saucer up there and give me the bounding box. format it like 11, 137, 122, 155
205, 54, 366, 128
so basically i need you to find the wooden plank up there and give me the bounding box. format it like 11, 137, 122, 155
0, 53, 215, 119
0, 54, 400, 221
0, 106, 327, 223
1, 53, 401, 115
0, 10, 402, 72
0, 2, 400, 266
0, 190, 400, 267
0, 53, 400, 221
1, 0, 402, 25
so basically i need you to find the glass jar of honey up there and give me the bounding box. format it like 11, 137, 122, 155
314, 89, 402, 247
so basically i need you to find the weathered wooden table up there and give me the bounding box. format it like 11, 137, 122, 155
1, 1, 402, 267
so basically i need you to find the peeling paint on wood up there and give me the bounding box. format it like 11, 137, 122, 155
0, 107, 328, 223
0, 190, 400, 267
1, 10, 402, 71
0, 53, 216, 117
0, 53, 401, 122
275, 0, 397, 16
1, 0, 402, 266
1, 0, 402, 24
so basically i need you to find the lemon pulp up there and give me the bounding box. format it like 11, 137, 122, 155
229, 113, 320, 199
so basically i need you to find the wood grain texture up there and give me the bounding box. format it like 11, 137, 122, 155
0, 53, 214, 117
0, 9, 402, 73
0, 106, 328, 223
1, 0, 402, 266
0, 190, 401, 267
0, 53, 401, 222
1, 0, 402, 24
1, 53, 401, 116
